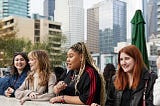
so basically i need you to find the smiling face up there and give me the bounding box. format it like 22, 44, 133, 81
14, 55, 27, 72
66, 49, 82, 71
120, 52, 135, 73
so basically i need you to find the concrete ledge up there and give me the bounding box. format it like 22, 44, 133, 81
0, 96, 87, 106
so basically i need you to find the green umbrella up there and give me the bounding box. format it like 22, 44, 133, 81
131, 9, 149, 69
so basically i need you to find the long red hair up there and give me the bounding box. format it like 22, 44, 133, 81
114, 45, 147, 90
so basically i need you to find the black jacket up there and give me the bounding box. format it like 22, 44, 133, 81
106, 69, 157, 106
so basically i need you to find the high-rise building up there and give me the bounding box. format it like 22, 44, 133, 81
43, 0, 55, 20
97, 0, 126, 54
157, 0, 160, 34
86, 4, 99, 54
147, 0, 158, 37
54, 0, 84, 48
0, 0, 29, 18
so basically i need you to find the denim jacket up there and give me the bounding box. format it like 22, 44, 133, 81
0, 69, 29, 96
106, 69, 157, 106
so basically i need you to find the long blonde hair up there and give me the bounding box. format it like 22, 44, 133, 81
27, 50, 51, 87
69, 42, 106, 106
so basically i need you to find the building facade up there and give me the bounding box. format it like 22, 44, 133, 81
147, 0, 158, 38
43, 0, 55, 20
99, 0, 127, 54
157, 0, 160, 34
54, 0, 84, 48
86, 4, 99, 54
0, 16, 62, 67
0, 0, 29, 18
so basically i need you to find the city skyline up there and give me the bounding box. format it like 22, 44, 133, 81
30, 0, 103, 15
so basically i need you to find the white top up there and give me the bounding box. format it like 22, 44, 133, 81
153, 69, 160, 105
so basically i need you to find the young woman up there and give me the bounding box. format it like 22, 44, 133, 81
50, 42, 106, 106
106, 45, 157, 106
15, 50, 56, 105
0, 52, 30, 97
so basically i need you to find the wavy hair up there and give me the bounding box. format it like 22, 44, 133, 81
114, 45, 147, 90
69, 42, 106, 106
27, 50, 51, 86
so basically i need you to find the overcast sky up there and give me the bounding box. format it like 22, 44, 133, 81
30, 0, 143, 39
30, 0, 103, 15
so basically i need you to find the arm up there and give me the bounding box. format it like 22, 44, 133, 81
15, 79, 33, 100
50, 95, 84, 104
32, 73, 57, 101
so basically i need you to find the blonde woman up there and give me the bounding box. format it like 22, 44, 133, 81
50, 42, 105, 106
15, 50, 56, 105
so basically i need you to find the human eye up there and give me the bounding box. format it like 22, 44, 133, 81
120, 58, 123, 61
20, 58, 25, 61
125, 57, 130, 60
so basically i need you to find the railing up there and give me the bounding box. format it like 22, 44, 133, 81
0, 96, 87, 106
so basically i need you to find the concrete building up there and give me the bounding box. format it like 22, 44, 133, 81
0, 16, 62, 67
0, 0, 29, 18
54, 0, 84, 48
86, 4, 99, 54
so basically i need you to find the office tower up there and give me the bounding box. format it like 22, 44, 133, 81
0, 0, 29, 18
87, 4, 99, 53
54, 0, 84, 48
99, 0, 126, 54
43, 0, 55, 20
157, 0, 160, 34
147, 0, 158, 37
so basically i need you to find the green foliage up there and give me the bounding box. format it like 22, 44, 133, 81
0, 37, 30, 67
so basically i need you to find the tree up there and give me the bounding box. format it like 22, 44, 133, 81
0, 37, 30, 67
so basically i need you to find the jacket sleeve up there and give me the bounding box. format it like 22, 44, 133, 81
105, 75, 116, 106
15, 79, 33, 100
33, 73, 57, 101
153, 70, 160, 105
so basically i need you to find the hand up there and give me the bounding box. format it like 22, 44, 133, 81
29, 92, 39, 99
53, 81, 67, 94
156, 56, 160, 70
20, 99, 25, 105
91, 103, 100, 106
50, 96, 62, 104
5, 87, 14, 97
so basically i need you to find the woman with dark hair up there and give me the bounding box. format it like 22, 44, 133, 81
50, 42, 106, 106
103, 63, 116, 100
0, 52, 30, 97
106, 45, 157, 106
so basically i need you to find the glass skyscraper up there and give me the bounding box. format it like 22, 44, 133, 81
99, 0, 126, 53
43, 0, 55, 19
0, 0, 29, 18
54, 0, 84, 48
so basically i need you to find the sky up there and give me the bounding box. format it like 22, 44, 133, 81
30, 0, 143, 39
30, 0, 103, 15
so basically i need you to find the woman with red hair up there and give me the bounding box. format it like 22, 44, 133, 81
106, 45, 157, 106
